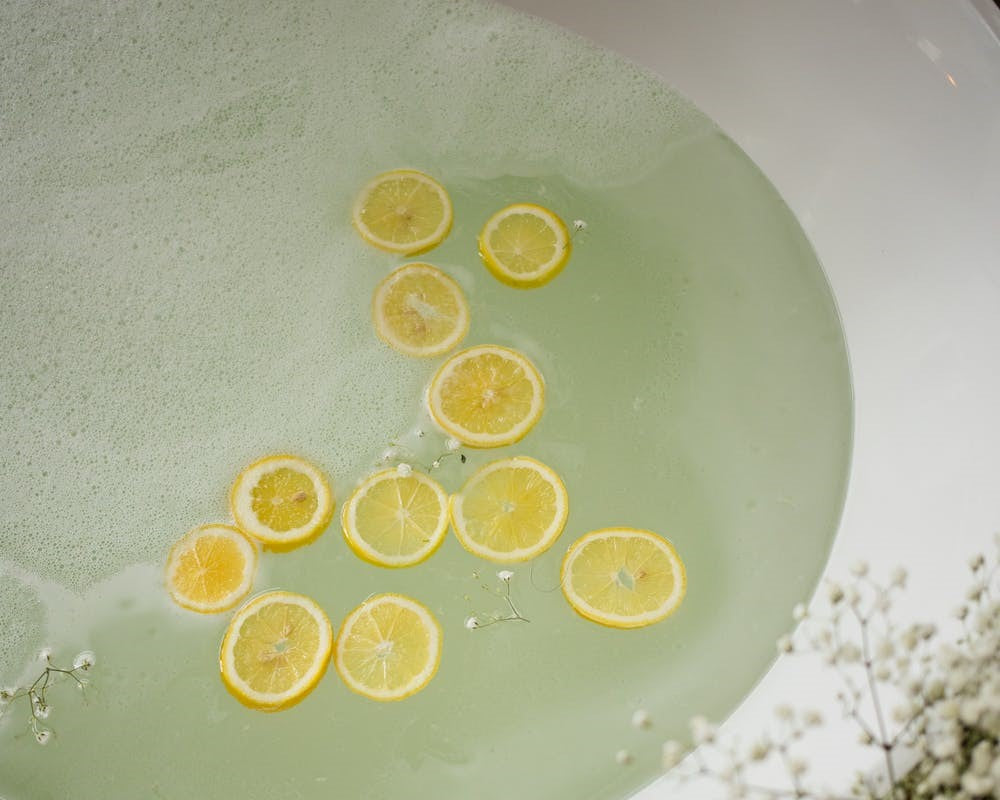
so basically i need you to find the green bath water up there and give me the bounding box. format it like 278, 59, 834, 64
0, 1, 851, 798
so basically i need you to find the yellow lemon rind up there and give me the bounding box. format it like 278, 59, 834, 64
229, 454, 335, 551
351, 169, 453, 256
342, 468, 450, 568
371, 262, 470, 358
334, 593, 442, 702
560, 528, 687, 630
165, 523, 258, 614
426, 344, 545, 449
478, 202, 572, 289
219, 590, 334, 711
449, 456, 569, 563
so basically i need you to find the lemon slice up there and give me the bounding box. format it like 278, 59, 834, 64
219, 590, 334, 711
372, 263, 470, 357
561, 528, 687, 629
230, 455, 334, 551
427, 344, 545, 448
352, 169, 453, 255
342, 468, 449, 568
451, 456, 569, 563
478, 203, 571, 288
165, 524, 257, 614
334, 593, 442, 702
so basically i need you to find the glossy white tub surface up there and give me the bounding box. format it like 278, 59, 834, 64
499, 1, 1000, 795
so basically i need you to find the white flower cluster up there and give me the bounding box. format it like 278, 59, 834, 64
636, 535, 1000, 800
0, 649, 97, 746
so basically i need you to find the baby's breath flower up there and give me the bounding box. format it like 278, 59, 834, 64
968, 553, 985, 572
33, 700, 50, 720
615, 749, 633, 766
661, 740, 684, 770
572, 219, 588, 232
72, 651, 96, 671
776, 635, 794, 654
445, 438, 461, 452
788, 756, 808, 776
38, 647, 52, 663
889, 566, 908, 588
748, 738, 771, 760
774, 704, 794, 722
966, 582, 985, 603
953, 605, 969, 621
395, 463, 412, 477
792, 603, 807, 621
34, 728, 51, 745
827, 582, 845, 605
631, 709, 652, 730
497, 570, 514, 583
849, 560, 869, 578
858, 730, 875, 746
464, 616, 479, 630
0, 687, 15, 702
689, 715, 715, 744
802, 709, 823, 727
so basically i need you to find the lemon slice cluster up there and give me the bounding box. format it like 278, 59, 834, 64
561, 528, 687, 629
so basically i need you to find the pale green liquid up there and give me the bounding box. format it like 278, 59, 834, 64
0, 2, 851, 798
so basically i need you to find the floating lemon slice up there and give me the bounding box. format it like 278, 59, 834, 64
372, 263, 469, 357
342, 468, 449, 568
427, 344, 545, 448
561, 528, 687, 629
165, 524, 257, 614
230, 455, 334, 551
334, 593, 442, 702
352, 169, 453, 255
451, 456, 568, 563
219, 590, 334, 711
478, 203, 571, 288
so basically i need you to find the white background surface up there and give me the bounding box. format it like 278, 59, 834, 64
498, 1, 1000, 795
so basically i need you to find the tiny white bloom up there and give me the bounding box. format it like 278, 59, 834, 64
0, 687, 15, 702
953, 605, 969, 621
874, 663, 892, 682
968, 553, 985, 571
34, 729, 51, 746
849, 560, 869, 578
73, 651, 96, 671
689, 715, 715, 744
802, 709, 823, 727
776, 635, 794, 654
396, 463, 412, 477
464, 616, 479, 630
748, 738, 771, 760
615, 749, 633, 766
431, 459, 441, 470
661, 740, 684, 770
38, 647, 52, 662
966, 582, 985, 603
774, 704, 794, 721
858, 730, 874, 746
845, 586, 861, 606
573, 219, 588, 232
631, 709, 652, 730
792, 603, 807, 621
381, 447, 399, 462
445, 438, 461, 452
788, 757, 808, 776
889, 566, 908, 588
827, 582, 845, 605
497, 570, 514, 583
